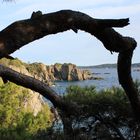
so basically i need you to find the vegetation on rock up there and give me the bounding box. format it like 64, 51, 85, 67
0, 58, 93, 84
0, 79, 53, 140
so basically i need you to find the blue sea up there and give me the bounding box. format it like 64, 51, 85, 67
52, 67, 140, 95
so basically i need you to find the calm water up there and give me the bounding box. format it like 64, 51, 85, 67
52, 67, 140, 95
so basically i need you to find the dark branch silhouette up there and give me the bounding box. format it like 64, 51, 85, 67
0, 10, 139, 121
0, 10, 130, 58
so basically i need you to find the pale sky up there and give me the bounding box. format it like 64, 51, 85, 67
0, 0, 140, 66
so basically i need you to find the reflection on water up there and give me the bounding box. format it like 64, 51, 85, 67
52, 68, 140, 95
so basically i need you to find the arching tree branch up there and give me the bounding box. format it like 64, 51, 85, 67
0, 10, 129, 58
0, 10, 139, 121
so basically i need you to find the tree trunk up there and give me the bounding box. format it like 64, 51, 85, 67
61, 116, 73, 138
118, 49, 140, 121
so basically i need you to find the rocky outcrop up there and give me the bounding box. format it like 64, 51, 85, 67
25, 62, 92, 82
0, 58, 97, 115
54, 63, 92, 81
26, 63, 55, 85
0, 58, 52, 116
53, 63, 62, 80
82, 70, 91, 80
0, 58, 92, 83
23, 90, 46, 116
0, 77, 48, 116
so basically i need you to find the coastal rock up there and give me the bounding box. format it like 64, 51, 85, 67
0, 59, 50, 116
61, 63, 78, 81
54, 63, 63, 80
71, 68, 83, 81
0, 58, 103, 114
54, 63, 92, 81
9, 65, 31, 76
24, 90, 45, 116
0, 77, 48, 116
82, 70, 91, 80
0, 58, 93, 83
26, 63, 55, 85
89, 76, 103, 80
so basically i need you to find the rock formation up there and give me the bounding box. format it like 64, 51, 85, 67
53, 63, 92, 81
23, 90, 46, 116
0, 58, 93, 83
0, 77, 48, 116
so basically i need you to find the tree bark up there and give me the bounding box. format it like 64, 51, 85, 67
118, 48, 140, 121
0, 10, 139, 120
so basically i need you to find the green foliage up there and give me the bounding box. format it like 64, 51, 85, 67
64, 85, 130, 116
0, 82, 53, 140
61, 85, 137, 139
0, 58, 24, 68
65, 85, 97, 104
25, 63, 43, 75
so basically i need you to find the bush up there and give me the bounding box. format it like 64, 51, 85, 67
60, 85, 139, 140
0, 58, 24, 68
0, 82, 53, 140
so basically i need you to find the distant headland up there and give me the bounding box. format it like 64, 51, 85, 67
79, 63, 140, 69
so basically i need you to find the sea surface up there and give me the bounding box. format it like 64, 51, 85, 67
52, 67, 140, 95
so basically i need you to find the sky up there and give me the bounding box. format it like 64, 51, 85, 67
0, 0, 140, 66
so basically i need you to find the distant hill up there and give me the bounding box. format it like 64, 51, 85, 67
79, 63, 140, 69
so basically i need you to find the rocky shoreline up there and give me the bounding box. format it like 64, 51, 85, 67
25, 62, 95, 85
0, 58, 102, 86
0, 58, 102, 114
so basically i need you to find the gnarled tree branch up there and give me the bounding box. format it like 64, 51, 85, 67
0, 10, 139, 121
0, 10, 129, 58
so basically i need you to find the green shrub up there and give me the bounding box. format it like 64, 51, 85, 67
0, 82, 53, 140
0, 58, 24, 68
61, 85, 137, 139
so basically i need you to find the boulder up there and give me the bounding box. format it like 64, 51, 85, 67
82, 70, 92, 80
53, 63, 62, 80
70, 68, 83, 81
23, 90, 45, 116
55, 63, 91, 81
61, 63, 75, 80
